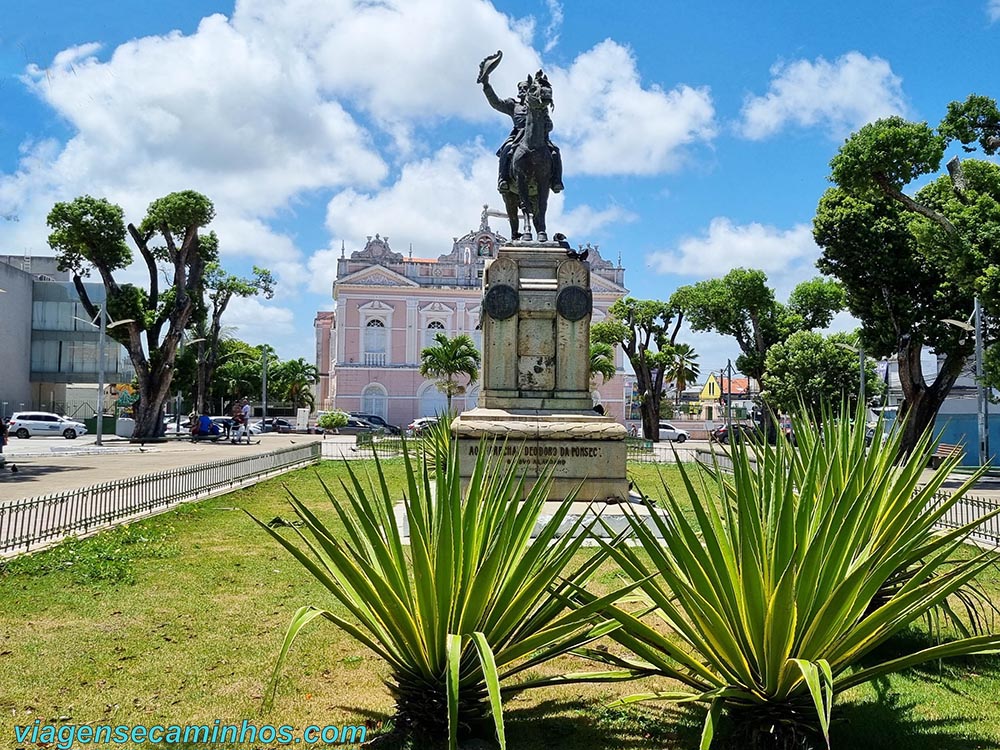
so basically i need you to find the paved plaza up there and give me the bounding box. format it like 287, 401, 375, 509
0, 433, 354, 502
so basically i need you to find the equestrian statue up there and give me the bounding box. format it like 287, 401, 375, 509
478, 50, 563, 243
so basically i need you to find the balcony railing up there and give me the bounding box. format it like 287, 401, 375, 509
363, 352, 387, 366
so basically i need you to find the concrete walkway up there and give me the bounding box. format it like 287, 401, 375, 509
0, 433, 358, 503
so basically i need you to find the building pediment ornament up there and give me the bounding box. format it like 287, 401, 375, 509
365, 271, 408, 286
438, 209, 508, 262
590, 273, 628, 294
359, 300, 395, 312
337, 264, 418, 288
420, 301, 453, 314
586, 244, 614, 270
351, 233, 404, 262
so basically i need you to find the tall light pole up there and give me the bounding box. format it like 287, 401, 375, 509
836, 342, 868, 415
74, 310, 134, 446
261, 348, 269, 430
175, 336, 206, 432
726, 360, 733, 426
943, 298, 989, 466
975, 297, 989, 466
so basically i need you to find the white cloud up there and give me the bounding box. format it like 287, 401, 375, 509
739, 52, 908, 140
543, 0, 564, 53
234, 0, 541, 127
553, 40, 716, 175
990, 0, 1000, 22
21, 14, 387, 208
222, 296, 298, 358
647, 217, 820, 298
1, 8, 389, 302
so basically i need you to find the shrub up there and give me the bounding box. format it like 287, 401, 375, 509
251, 433, 616, 749
586, 410, 1000, 749
316, 410, 348, 430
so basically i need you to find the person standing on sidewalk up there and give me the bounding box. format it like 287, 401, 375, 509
232, 397, 253, 444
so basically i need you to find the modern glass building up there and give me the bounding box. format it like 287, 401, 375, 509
1, 255, 134, 418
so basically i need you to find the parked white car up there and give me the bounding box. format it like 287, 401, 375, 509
657, 421, 690, 442
8, 411, 89, 439
407, 417, 439, 436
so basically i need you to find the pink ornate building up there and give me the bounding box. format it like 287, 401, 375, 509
314, 208, 629, 429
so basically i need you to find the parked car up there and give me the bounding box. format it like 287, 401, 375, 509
350, 412, 401, 435
255, 417, 295, 433
657, 421, 690, 442
865, 423, 887, 447
407, 416, 439, 436
710, 423, 762, 445
8, 412, 88, 439
337, 416, 385, 435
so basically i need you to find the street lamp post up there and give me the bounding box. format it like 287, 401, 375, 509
943, 298, 989, 465
975, 297, 989, 466
96, 307, 107, 446
74, 310, 134, 446
262, 349, 269, 430
836, 342, 868, 414
175, 337, 206, 432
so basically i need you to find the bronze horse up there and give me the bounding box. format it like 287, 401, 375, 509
500, 72, 554, 243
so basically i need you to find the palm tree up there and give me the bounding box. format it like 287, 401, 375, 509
419, 333, 481, 414
589, 342, 617, 385
664, 342, 700, 408
272, 357, 319, 410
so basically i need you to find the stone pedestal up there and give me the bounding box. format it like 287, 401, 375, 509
452, 242, 628, 502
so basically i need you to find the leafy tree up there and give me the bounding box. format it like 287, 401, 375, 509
47, 191, 216, 439
762, 331, 885, 417
663, 342, 700, 408
419, 333, 481, 414
588, 342, 617, 385
591, 298, 681, 441
671, 269, 843, 434
207, 341, 265, 411
820, 95, 1000, 453
190, 263, 275, 413
939, 94, 1000, 155
271, 357, 319, 411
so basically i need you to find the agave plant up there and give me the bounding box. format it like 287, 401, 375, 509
585, 410, 1000, 749
251, 425, 618, 749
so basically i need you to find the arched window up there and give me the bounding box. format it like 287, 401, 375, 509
424, 319, 446, 349
364, 319, 386, 366
361, 384, 388, 420
419, 382, 448, 417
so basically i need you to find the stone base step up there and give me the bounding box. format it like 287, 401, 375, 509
394, 494, 663, 542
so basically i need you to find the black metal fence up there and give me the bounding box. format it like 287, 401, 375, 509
0, 443, 320, 557
928, 490, 1000, 548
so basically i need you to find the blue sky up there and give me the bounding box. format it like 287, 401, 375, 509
2, 0, 999, 376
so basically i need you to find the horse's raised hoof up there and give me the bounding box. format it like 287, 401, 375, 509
537, 232, 548, 242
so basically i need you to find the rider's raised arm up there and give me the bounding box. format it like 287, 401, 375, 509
481, 80, 515, 118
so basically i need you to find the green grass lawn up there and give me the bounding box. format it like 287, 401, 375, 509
1, 459, 999, 749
